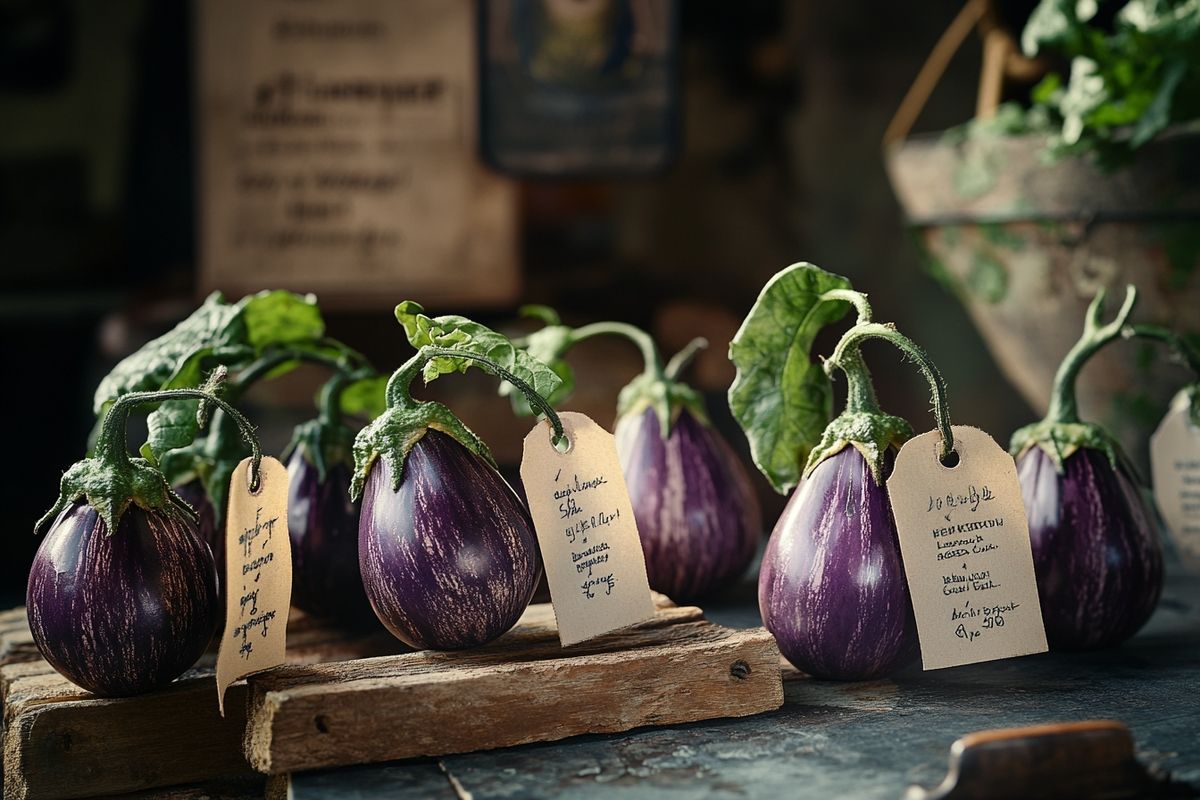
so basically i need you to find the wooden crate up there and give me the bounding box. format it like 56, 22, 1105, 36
2, 600, 783, 799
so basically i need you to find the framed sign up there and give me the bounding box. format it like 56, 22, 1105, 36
197, 0, 519, 308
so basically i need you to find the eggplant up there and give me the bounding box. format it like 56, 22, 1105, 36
358, 429, 542, 649
758, 447, 916, 680
27, 501, 218, 697
615, 406, 761, 601
1009, 285, 1172, 649
174, 479, 219, 565
1017, 446, 1162, 649
287, 451, 374, 625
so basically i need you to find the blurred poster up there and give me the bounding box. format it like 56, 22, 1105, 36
197, 0, 518, 308
480, 0, 680, 177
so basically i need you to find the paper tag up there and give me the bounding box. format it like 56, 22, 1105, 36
1150, 396, 1200, 570
520, 412, 656, 646
887, 426, 1048, 670
216, 456, 291, 713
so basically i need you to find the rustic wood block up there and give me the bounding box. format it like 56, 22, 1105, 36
244, 615, 783, 774
0, 609, 37, 668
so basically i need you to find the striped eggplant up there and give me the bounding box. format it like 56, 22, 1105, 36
508, 311, 762, 600
1010, 286, 1176, 650
27, 502, 218, 697
175, 479, 219, 566
287, 452, 374, 625
29, 377, 254, 696
731, 263, 952, 679
758, 447, 916, 679
1017, 446, 1162, 649
616, 405, 761, 601
358, 430, 541, 649
351, 301, 561, 649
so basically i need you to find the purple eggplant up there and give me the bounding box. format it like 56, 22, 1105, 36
615, 406, 761, 601
288, 451, 374, 625
1009, 285, 1172, 650
175, 479, 219, 565
27, 501, 218, 697
358, 429, 542, 650
758, 447, 916, 680
1017, 447, 1162, 650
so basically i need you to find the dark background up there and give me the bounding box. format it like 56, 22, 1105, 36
0, 0, 1039, 605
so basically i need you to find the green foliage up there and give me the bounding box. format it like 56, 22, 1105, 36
1020, 0, 1200, 164
727, 263, 853, 494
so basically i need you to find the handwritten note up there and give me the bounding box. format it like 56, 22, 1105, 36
521, 412, 656, 646
216, 456, 291, 713
887, 426, 1047, 670
1150, 394, 1200, 571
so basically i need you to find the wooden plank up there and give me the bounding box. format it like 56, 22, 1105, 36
0, 598, 684, 798
245, 620, 783, 774
0, 609, 37, 668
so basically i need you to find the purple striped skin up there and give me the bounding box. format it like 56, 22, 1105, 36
287, 452, 375, 626
1018, 446, 1163, 650
26, 501, 218, 697
759, 447, 916, 680
615, 407, 762, 601
175, 479, 219, 565
359, 430, 542, 650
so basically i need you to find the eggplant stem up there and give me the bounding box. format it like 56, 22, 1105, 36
386, 347, 567, 448
97, 372, 264, 490
664, 337, 709, 380
229, 342, 365, 398
820, 288, 874, 325
828, 322, 955, 460
568, 321, 666, 380
1044, 286, 1138, 426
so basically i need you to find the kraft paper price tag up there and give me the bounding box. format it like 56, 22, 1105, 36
887, 426, 1048, 670
521, 412, 656, 647
1150, 394, 1200, 570
216, 457, 291, 714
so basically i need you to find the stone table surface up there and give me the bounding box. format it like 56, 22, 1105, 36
288, 567, 1200, 799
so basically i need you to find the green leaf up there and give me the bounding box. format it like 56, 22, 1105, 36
728, 263, 854, 494
142, 399, 203, 464
396, 302, 564, 406
239, 290, 324, 349
339, 375, 389, 420
93, 292, 244, 415
503, 324, 576, 415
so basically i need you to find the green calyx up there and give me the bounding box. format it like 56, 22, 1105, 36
283, 369, 374, 483
37, 370, 261, 537
616, 372, 709, 437
351, 400, 494, 500
1009, 419, 1121, 470
1012, 283, 1200, 472
1009, 285, 1133, 471
352, 302, 565, 500
805, 411, 914, 486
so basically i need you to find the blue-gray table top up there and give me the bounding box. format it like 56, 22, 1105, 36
289, 567, 1200, 799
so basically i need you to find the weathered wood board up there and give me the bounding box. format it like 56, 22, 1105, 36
1, 610, 405, 800
0, 609, 37, 668
1, 596, 783, 798
244, 605, 784, 774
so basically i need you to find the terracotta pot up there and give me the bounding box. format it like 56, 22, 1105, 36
886, 127, 1200, 461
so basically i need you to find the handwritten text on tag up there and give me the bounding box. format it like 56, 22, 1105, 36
887, 426, 1047, 670
1150, 394, 1200, 571
520, 412, 656, 646
216, 456, 291, 713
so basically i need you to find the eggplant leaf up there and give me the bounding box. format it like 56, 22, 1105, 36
728, 263, 853, 494
240, 290, 324, 348
396, 302, 564, 405
338, 375, 389, 420
502, 324, 576, 415
93, 293, 244, 415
